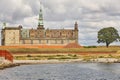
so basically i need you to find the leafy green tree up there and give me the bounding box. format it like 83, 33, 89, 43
97, 27, 120, 47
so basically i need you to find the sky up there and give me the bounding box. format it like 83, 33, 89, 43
0, 0, 120, 46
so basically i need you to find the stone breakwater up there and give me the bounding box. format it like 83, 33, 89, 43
13, 59, 83, 64
0, 58, 120, 70
0, 63, 20, 70
13, 58, 120, 64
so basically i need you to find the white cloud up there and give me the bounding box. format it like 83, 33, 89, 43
1, 0, 120, 46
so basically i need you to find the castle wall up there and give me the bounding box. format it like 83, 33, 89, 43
19, 39, 76, 45
56, 40, 62, 44
1, 2, 79, 46
24, 40, 31, 44
1, 22, 78, 46
33, 40, 39, 44
41, 40, 47, 44
21, 29, 29, 39
4, 29, 20, 45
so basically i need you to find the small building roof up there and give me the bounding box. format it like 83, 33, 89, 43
4, 27, 21, 30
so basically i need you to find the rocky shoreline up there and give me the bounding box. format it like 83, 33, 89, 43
13, 58, 120, 64
0, 58, 120, 70
0, 63, 20, 70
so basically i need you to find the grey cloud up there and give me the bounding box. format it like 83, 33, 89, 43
12, 6, 32, 21
0, 0, 16, 23
42, 0, 119, 23
0, 0, 38, 24
22, 0, 40, 15
1, 0, 120, 46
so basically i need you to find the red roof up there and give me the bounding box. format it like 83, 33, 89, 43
0, 50, 13, 62
64, 43, 82, 48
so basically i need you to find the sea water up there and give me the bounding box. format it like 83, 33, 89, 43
0, 63, 120, 80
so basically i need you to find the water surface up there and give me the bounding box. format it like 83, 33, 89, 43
0, 63, 120, 80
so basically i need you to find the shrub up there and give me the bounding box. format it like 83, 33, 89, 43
108, 54, 113, 58
27, 55, 32, 57
98, 56, 104, 58
73, 54, 77, 57
68, 54, 72, 56
84, 46, 97, 48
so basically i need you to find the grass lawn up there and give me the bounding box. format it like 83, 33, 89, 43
3, 47, 120, 53
0, 46, 120, 61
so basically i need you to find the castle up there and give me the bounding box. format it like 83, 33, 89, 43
1, 4, 78, 46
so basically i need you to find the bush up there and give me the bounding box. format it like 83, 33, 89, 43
27, 55, 32, 57
84, 46, 97, 48
68, 54, 72, 56
98, 56, 104, 58
108, 54, 113, 58
73, 54, 77, 57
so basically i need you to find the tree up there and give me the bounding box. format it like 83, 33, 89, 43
97, 27, 120, 47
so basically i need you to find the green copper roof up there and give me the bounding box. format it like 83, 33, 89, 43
38, 4, 43, 26
21, 29, 30, 38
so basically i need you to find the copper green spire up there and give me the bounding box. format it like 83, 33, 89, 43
38, 7, 43, 26
37, 1, 44, 29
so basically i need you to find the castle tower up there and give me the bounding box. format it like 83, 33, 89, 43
37, 2, 44, 30
2, 22, 6, 29
74, 22, 78, 31
74, 22, 79, 43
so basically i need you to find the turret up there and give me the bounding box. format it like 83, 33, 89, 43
2, 22, 6, 29
74, 22, 79, 43
1, 22, 7, 45
74, 21, 78, 31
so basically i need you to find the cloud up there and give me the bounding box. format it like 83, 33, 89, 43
0, 0, 40, 24
1, 0, 120, 46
